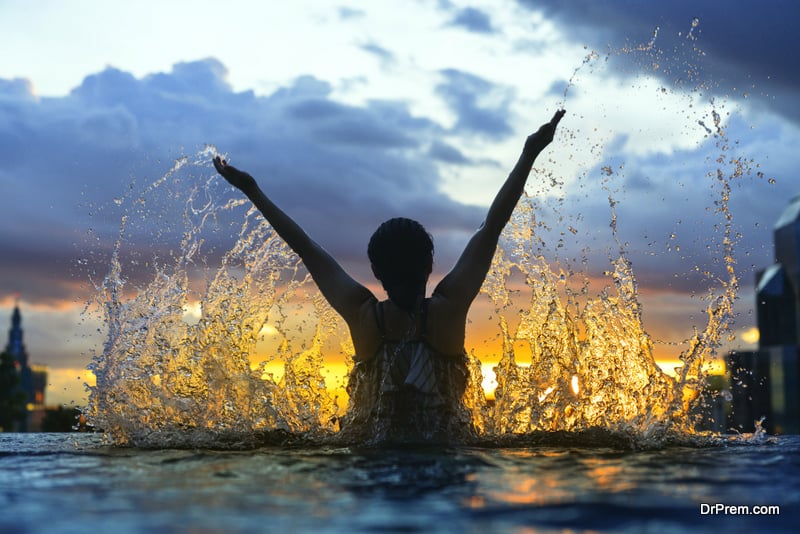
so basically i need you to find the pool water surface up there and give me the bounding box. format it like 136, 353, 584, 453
1, 433, 797, 533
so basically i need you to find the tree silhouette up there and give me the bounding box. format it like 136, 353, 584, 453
0, 351, 26, 431
42, 406, 85, 432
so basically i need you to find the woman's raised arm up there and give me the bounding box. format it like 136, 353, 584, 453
433, 110, 565, 308
213, 156, 374, 324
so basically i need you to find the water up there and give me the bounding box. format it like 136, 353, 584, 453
1, 433, 797, 533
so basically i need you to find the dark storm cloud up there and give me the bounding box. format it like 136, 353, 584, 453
436, 69, 514, 139
448, 7, 496, 34
518, 0, 800, 123
0, 58, 487, 306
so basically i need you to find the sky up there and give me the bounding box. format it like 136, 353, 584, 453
1, 0, 798, 406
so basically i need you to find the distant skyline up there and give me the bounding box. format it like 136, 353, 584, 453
1, 0, 798, 405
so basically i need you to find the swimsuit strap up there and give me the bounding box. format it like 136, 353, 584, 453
419, 298, 429, 337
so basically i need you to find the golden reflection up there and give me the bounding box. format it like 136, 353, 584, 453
485, 454, 638, 509
463, 495, 485, 509
488, 473, 574, 506
581, 458, 635, 492
485, 450, 576, 506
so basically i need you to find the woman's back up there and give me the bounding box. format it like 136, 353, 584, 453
344, 298, 473, 444
353, 296, 469, 361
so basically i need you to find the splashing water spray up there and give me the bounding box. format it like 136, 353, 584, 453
82, 19, 771, 448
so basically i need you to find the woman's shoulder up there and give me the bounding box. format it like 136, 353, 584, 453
349, 295, 382, 361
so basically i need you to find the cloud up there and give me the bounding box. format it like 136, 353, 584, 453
518, 0, 800, 123
0, 78, 36, 101
448, 7, 496, 34
358, 42, 395, 66
0, 58, 489, 310
428, 141, 472, 165
436, 69, 514, 139
3, 49, 791, 317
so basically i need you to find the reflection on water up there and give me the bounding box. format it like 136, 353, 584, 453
1, 434, 797, 532
81, 24, 766, 449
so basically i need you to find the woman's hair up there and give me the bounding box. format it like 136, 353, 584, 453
368, 218, 434, 312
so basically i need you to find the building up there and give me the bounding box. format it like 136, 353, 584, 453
727, 195, 800, 434
3, 299, 48, 431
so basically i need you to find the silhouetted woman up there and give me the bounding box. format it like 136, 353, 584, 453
213, 109, 565, 443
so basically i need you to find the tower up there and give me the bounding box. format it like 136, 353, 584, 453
6, 299, 33, 406
3, 298, 47, 431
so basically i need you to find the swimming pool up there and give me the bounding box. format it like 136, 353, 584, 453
1, 432, 797, 533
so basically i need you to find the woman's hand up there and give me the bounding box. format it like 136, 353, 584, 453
524, 109, 566, 154
213, 156, 257, 192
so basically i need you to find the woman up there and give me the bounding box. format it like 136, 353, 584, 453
213, 109, 565, 443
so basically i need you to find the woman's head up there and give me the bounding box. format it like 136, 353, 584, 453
368, 218, 433, 312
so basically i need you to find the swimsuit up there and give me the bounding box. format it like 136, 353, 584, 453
342, 300, 474, 443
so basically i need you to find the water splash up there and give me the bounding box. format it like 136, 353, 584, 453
561, 47, 602, 108
83, 155, 739, 449
84, 24, 764, 449
559, 23, 661, 109
85, 147, 342, 447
